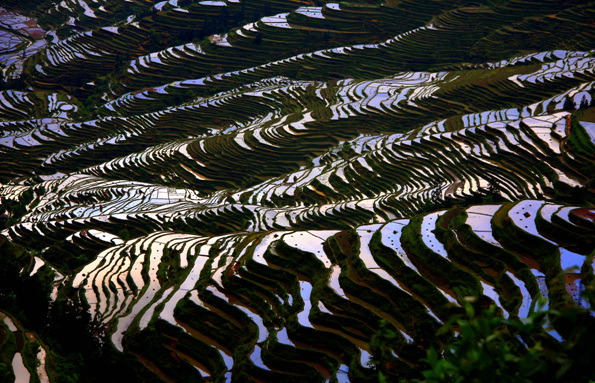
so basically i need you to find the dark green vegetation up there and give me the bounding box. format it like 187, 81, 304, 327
368, 295, 595, 383
0, 235, 164, 383
1, 0, 595, 382
419, 295, 595, 383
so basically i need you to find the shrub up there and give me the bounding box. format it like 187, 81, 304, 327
420, 291, 595, 383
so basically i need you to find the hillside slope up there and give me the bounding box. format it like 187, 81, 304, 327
1, 0, 594, 382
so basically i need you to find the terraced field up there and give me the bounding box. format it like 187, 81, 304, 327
1, 0, 594, 382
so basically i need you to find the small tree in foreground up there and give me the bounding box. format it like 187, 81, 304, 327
421, 290, 595, 383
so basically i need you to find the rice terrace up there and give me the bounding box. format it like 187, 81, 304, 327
0, 0, 594, 382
